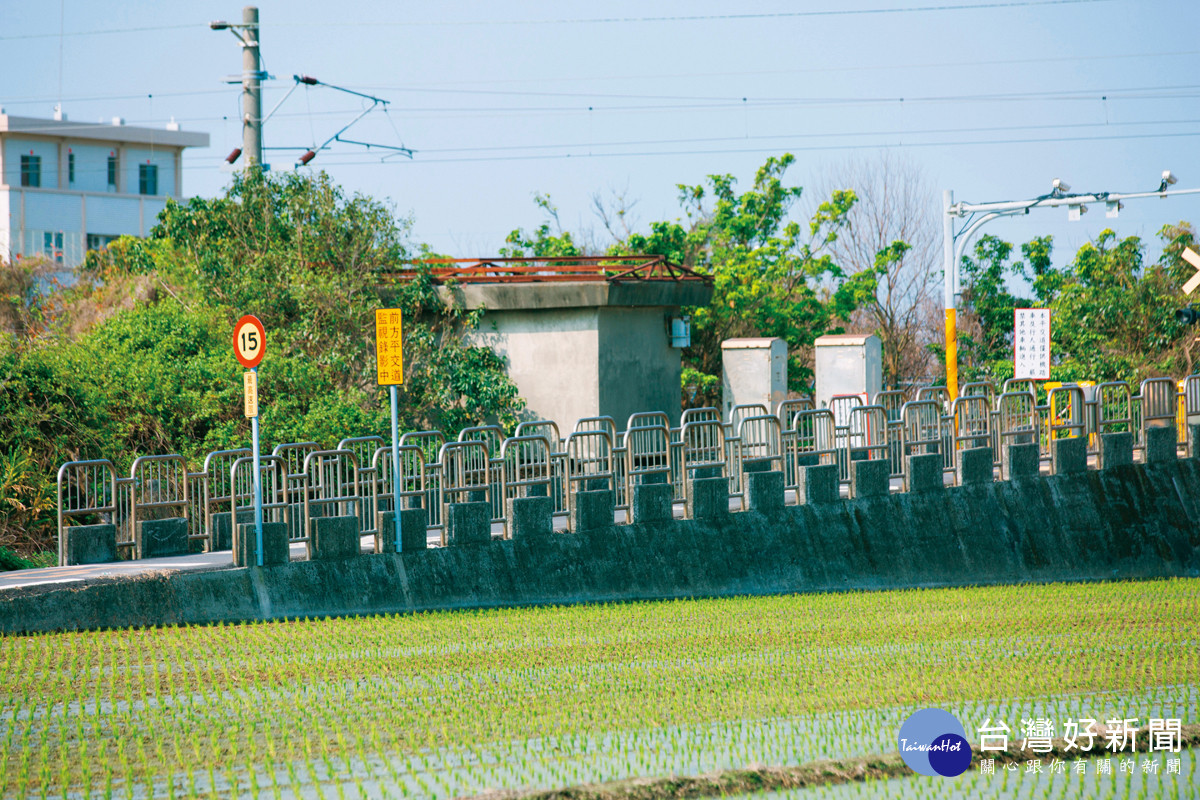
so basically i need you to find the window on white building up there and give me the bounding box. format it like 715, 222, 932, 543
138, 163, 158, 196
20, 155, 41, 187
68, 152, 75, 185
86, 234, 120, 251
106, 155, 118, 191
43, 231, 64, 264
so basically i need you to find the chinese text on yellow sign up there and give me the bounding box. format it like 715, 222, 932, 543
375, 309, 404, 385
243, 370, 258, 418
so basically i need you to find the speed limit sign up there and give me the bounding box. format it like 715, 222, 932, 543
234, 315, 266, 369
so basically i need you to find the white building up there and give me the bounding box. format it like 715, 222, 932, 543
0, 112, 209, 267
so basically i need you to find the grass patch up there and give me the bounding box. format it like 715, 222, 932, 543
0, 546, 52, 571
1, 579, 1197, 798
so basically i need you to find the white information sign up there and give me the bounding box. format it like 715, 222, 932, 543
1013, 308, 1051, 380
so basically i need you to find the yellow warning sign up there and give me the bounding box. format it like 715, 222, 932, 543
375, 308, 404, 385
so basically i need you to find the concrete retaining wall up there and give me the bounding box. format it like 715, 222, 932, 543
5, 458, 1200, 634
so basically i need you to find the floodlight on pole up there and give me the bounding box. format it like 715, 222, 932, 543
941, 172, 1200, 399
1176, 305, 1200, 325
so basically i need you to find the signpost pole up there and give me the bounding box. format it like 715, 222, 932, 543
375, 308, 405, 553
234, 314, 267, 567
390, 385, 402, 553
251, 366, 264, 567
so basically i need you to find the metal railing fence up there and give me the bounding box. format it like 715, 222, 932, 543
55, 372, 1200, 562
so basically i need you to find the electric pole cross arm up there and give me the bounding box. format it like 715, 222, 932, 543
213, 8, 412, 170
941, 174, 1200, 399
211, 7, 263, 170
290, 77, 413, 167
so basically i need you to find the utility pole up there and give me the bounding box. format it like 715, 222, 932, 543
941, 173, 1200, 399
213, 7, 411, 169
241, 6, 261, 169
211, 6, 263, 170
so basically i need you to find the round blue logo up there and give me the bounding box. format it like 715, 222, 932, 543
898, 708, 973, 777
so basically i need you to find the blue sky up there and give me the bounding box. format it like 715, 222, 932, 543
4, 0, 1200, 272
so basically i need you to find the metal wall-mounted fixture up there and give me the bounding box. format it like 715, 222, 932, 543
669, 316, 691, 348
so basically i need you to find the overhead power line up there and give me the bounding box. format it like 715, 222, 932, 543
273, 0, 1110, 27
411, 118, 1200, 156
0, 88, 229, 105
339, 82, 1200, 107
6, 83, 1197, 117
17, 112, 1200, 149
6, 47, 1196, 107
0, 23, 198, 41
242, 129, 1200, 169
353, 49, 1200, 89
0, 0, 1109, 41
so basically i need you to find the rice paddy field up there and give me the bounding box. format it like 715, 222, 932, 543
2, 578, 1198, 800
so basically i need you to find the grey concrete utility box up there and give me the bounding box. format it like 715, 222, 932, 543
437, 281, 712, 428
814, 334, 882, 410
721, 338, 787, 419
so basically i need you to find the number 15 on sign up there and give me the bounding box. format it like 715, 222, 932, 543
233, 314, 266, 565
234, 315, 266, 369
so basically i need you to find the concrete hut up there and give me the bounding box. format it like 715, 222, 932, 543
394, 255, 713, 427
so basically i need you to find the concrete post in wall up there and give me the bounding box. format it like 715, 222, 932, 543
115, 145, 126, 194
721, 338, 787, 418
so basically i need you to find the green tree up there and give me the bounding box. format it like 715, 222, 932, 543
511, 156, 900, 404
815, 153, 940, 388
88, 170, 408, 391
953, 224, 1198, 384
84, 171, 525, 431
501, 194, 585, 258
0, 257, 62, 347
1041, 226, 1193, 381
956, 234, 1029, 379
0, 171, 525, 561
615, 154, 882, 403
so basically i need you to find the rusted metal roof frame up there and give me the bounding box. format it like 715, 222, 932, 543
380, 255, 711, 285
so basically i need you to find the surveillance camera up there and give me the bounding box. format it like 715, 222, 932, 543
1052, 178, 1071, 193
1163, 170, 1178, 186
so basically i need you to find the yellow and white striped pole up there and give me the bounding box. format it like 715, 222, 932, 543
943, 190, 959, 400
